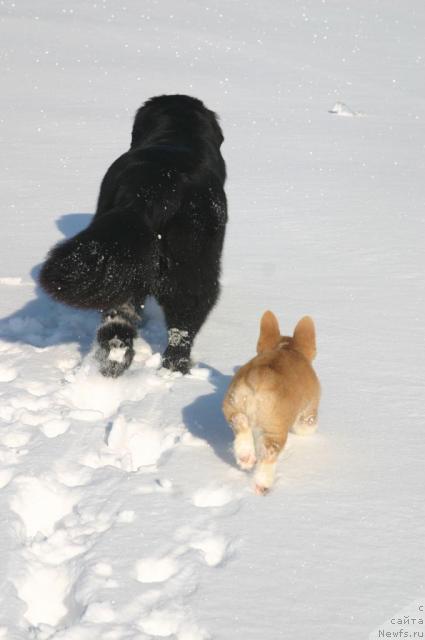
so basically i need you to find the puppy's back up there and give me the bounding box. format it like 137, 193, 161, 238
224, 348, 319, 427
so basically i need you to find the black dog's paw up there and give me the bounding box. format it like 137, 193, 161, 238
96, 321, 136, 378
162, 347, 191, 375
95, 336, 134, 378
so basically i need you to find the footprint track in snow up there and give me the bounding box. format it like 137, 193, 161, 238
106, 414, 184, 471
19, 380, 53, 397
175, 525, 232, 568
116, 509, 135, 523
59, 343, 171, 420
131, 525, 233, 638
93, 561, 113, 577
189, 534, 230, 567
9, 465, 126, 629
0, 405, 15, 421
0, 469, 13, 489
82, 601, 116, 624
0, 331, 240, 638
10, 475, 82, 539
192, 485, 236, 508
14, 560, 71, 626
56, 356, 80, 372
138, 606, 209, 639
0, 429, 32, 449
40, 417, 71, 438
10, 476, 85, 627
10, 392, 51, 412
29, 528, 87, 565
0, 364, 18, 382
79, 413, 183, 473
0, 445, 29, 465
136, 555, 180, 584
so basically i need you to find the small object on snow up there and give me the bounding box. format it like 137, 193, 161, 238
329, 101, 361, 117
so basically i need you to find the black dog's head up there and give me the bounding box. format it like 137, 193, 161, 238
130, 94, 224, 150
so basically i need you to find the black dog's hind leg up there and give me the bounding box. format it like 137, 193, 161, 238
159, 284, 219, 375
95, 300, 142, 377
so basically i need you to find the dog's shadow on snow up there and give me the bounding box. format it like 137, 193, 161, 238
0, 213, 99, 356
182, 365, 235, 467
56, 213, 93, 238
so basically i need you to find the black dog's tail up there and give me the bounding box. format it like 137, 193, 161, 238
39, 208, 155, 310
40, 159, 188, 310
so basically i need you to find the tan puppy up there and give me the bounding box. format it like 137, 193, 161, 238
222, 311, 320, 494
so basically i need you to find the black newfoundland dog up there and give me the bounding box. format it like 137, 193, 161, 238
40, 95, 227, 376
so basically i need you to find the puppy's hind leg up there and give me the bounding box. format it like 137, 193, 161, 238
95, 300, 142, 377
254, 428, 288, 495
231, 413, 256, 471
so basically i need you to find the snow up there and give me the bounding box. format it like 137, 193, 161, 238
107, 347, 127, 364
1, 0, 425, 638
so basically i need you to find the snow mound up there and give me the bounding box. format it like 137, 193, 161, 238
329, 101, 364, 117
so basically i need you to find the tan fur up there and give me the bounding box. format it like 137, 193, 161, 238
223, 311, 320, 494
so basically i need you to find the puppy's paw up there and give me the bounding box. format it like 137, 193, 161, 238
253, 462, 276, 495
254, 483, 270, 496
96, 337, 134, 378
234, 432, 256, 470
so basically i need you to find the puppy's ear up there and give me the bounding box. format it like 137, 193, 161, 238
257, 311, 281, 354
293, 316, 316, 361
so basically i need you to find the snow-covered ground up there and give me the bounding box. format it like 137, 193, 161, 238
1, 1, 424, 638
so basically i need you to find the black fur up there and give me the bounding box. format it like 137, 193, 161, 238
40, 95, 227, 375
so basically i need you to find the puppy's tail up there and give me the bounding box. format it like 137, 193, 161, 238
39, 209, 153, 310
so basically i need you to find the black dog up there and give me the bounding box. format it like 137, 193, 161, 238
40, 95, 227, 376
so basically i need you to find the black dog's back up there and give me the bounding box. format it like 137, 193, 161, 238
96, 145, 203, 231
40, 94, 227, 374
